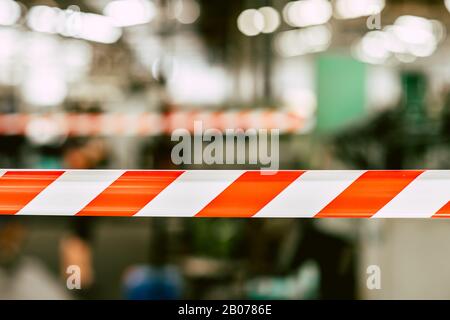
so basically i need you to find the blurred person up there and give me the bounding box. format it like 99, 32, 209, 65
59, 138, 109, 296
121, 75, 184, 300
63, 138, 108, 170
123, 133, 184, 300
0, 218, 70, 299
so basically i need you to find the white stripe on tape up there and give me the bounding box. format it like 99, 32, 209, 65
134, 170, 244, 217
373, 170, 450, 218
16, 170, 125, 216
254, 170, 365, 217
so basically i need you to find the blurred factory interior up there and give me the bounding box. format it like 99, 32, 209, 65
1, 0, 450, 299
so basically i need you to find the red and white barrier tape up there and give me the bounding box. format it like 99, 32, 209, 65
0, 170, 448, 218
0, 110, 308, 137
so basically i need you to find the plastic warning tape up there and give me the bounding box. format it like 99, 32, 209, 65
0, 169, 448, 218
0, 110, 308, 137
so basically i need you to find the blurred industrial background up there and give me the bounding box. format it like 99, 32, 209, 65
1, 0, 450, 299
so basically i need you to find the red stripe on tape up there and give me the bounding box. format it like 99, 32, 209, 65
0, 170, 64, 215
195, 171, 303, 218
314, 170, 424, 218
76, 170, 184, 217
433, 201, 450, 218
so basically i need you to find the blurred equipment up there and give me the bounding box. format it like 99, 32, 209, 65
334, 72, 435, 169
245, 221, 355, 299
123, 265, 182, 300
